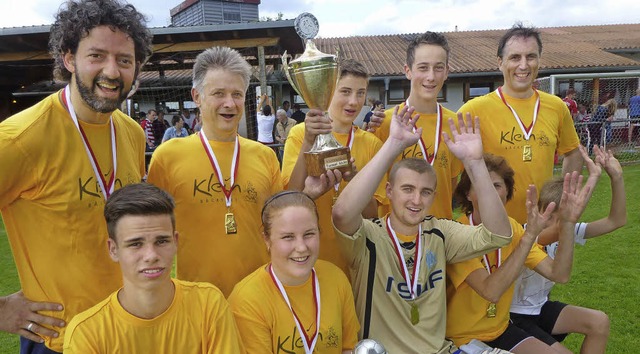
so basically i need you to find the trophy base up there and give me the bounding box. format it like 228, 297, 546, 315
304, 147, 352, 177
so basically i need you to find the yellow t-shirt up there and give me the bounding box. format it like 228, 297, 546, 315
282, 124, 387, 274
63, 279, 244, 353
374, 103, 463, 219
446, 216, 547, 346
0, 91, 145, 352
148, 135, 283, 297
228, 260, 359, 354
458, 90, 580, 223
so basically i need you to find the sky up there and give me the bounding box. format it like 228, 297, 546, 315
1, 0, 639, 37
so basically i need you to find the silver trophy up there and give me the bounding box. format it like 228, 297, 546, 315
281, 14, 352, 176
354, 339, 387, 354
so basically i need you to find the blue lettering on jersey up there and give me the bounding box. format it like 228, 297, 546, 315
384, 269, 444, 299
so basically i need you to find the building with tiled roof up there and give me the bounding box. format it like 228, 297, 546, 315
310, 24, 640, 113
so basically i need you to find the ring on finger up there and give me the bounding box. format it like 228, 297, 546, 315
26, 322, 34, 332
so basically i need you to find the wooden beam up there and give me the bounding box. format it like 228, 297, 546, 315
0, 51, 51, 62
0, 37, 280, 62
152, 37, 279, 54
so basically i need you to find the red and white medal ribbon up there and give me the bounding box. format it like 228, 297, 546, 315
386, 217, 422, 301
269, 264, 321, 354
496, 87, 540, 141
62, 85, 116, 200
333, 126, 355, 193
406, 100, 442, 166
199, 130, 239, 209
468, 214, 502, 274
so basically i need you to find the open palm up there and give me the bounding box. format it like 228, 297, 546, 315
443, 112, 483, 162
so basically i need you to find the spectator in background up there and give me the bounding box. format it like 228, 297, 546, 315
274, 109, 296, 144
281, 100, 292, 117
628, 88, 640, 145
257, 94, 275, 144
362, 100, 383, 130
140, 109, 157, 151
159, 110, 170, 129
590, 98, 617, 153
162, 115, 189, 143
576, 103, 591, 148
151, 109, 166, 145
181, 108, 195, 133
562, 88, 579, 121
291, 103, 305, 124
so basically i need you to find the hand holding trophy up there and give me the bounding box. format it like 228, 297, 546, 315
282, 14, 352, 176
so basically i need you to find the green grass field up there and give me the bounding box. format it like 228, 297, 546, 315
1, 165, 638, 353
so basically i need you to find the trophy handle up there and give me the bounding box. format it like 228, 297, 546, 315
281, 51, 302, 97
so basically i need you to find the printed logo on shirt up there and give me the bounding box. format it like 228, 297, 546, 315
78, 171, 139, 205
384, 268, 444, 300
276, 325, 338, 353
499, 127, 538, 145
400, 144, 435, 161
192, 174, 259, 204
425, 250, 437, 271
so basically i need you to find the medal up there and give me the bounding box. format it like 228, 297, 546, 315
496, 87, 540, 162
332, 127, 355, 206
199, 130, 240, 235
225, 211, 237, 234
523, 144, 532, 161
62, 86, 117, 200
406, 100, 443, 166
386, 217, 423, 325
410, 302, 420, 325
269, 265, 320, 354
487, 302, 497, 318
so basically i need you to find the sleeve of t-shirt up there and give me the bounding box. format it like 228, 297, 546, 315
0, 130, 36, 208
228, 289, 272, 353
446, 257, 486, 289
339, 268, 360, 350
147, 146, 171, 194
333, 218, 372, 270
440, 218, 513, 264
207, 294, 245, 354
525, 243, 548, 270
62, 319, 101, 354
281, 123, 305, 187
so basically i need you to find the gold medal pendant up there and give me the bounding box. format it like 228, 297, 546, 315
522, 144, 532, 162
410, 302, 420, 325
225, 212, 237, 234
487, 302, 497, 318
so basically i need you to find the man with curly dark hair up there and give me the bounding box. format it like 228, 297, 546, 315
0, 1, 152, 353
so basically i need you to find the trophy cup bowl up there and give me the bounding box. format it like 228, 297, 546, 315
282, 40, 352, 177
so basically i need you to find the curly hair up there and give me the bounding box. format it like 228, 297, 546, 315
454, 153, 515, 215
49, 0, 153, 82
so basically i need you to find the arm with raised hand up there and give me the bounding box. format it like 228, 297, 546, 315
333, 105, 420, 235
464, 186, 556, 302
534, 171, 590, 283
584, 145, 627, 238
442, 113, 511, 237
537, 145, 602, 245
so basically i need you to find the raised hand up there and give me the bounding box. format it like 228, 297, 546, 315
558, 171, 592, 224
303, 109, 332, 147
524, 184, 556, 238
0, 291, 65, 343
594, 145, 623, 180
387, 104, 421, 149
442, 112, 483, 163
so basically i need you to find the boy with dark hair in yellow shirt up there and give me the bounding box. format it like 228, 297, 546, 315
64, 183, 243, 353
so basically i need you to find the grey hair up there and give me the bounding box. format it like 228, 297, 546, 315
276, 109, 287, 117
192, 46, 252, 93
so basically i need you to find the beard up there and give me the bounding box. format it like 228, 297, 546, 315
75, 71, 129, 114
